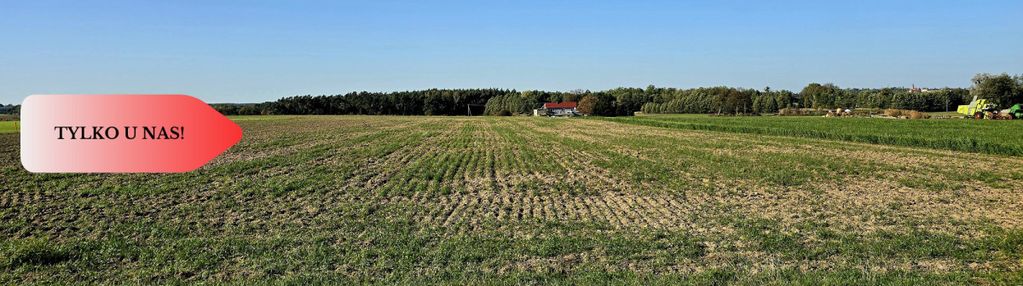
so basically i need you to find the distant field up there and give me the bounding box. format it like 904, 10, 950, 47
0, 121, 18, 133
2, 116, 1022, 284
604, 114, 1023, 156
227, 115, 301, 121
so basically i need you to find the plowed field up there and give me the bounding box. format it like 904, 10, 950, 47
2, 116, 1021, 284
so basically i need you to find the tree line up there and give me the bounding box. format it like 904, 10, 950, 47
0, 104, 19, 115
2, 74, 1016, 117
215, 89, 513, 116
641, 85, 974, 115
206, 73, 1023, 116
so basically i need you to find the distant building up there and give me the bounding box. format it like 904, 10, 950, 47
535, 101, 578, 116
909, 84, 932, 93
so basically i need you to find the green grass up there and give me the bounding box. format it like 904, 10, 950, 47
4, 220, 1016, 284
599, 114, 1023, 156
2, 115, 1022, 284
0, 121, 17, 133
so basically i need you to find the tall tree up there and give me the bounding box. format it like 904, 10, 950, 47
800, 83, 842, 109
971, 73, 1022, 106
577, 95, 597, 115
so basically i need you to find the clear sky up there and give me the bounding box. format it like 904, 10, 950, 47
1, 0, 1020, 104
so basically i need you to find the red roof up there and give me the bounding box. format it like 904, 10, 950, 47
543, 101, 577, 109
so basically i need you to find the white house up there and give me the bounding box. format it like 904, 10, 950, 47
536, 101, 578, 116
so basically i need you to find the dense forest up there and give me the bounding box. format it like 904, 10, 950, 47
214, 85, 974, 117
213, 73, 1021, 116
215, 89, 513, 116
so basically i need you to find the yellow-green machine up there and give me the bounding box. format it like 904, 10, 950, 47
957, 96, 997, 119
958, 96, 1023, 119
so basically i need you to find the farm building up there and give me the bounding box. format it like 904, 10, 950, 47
535, 101, 579, 116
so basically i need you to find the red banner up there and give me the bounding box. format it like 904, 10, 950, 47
20, 94, 242, 173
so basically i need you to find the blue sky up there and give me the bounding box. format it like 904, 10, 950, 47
1, 0, 1020, 104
